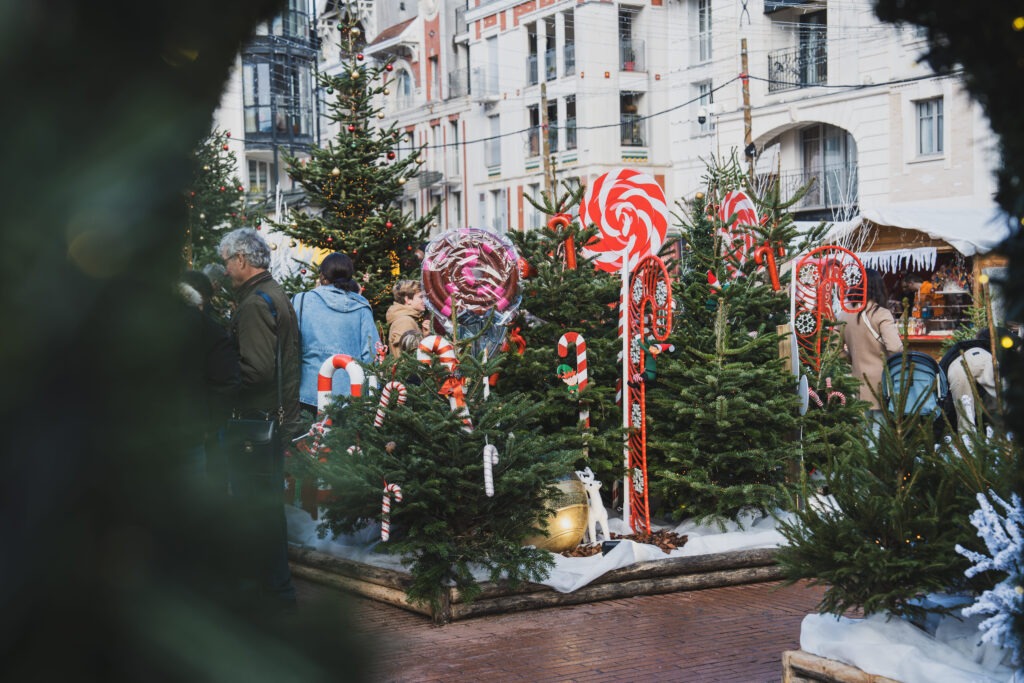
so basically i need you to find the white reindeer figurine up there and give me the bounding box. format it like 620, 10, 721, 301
575, 467, 610, 543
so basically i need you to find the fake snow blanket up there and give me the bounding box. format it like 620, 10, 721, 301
286, 504, 789, 593
801, 612, 1017, 683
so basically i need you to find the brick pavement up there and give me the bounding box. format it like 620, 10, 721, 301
295, 577, 826, 682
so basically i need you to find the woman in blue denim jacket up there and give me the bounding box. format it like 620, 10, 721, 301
292, 253, 380, 414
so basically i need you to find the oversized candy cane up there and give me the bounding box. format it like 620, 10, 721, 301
374, 381, 408, 428
417, 335, 458, 372
547, 213, 577, 270
381, 482, 402, 542
483, 444, 498, 497
793, 246, 867, 373
557, 332, 590, 427
753, 241, 785, 292
317, 354, 366, 414
439, 376, 472, 431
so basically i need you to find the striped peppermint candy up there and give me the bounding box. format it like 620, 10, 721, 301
579, 168, 668, 273
373, 381, 408, 428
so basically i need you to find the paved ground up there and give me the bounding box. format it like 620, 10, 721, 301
295, 577, 827, 682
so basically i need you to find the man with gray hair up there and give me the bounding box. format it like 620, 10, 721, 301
219, 227, 300, 608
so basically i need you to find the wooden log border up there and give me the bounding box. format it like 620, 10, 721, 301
289, 545, 785, 623
782, 650, 900, 683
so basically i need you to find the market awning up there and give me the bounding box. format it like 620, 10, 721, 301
826, 202, 1013, 257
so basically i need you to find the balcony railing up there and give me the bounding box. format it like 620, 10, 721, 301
448, 68, 469, 98
545, 47, 557, 81
270, 9, 310, 40
527, 127, 540, 157
526, 54, 538, 86
564, 44, 576, 76
565, 117, 577, 150
778, 162, 859, 211
620, 114, 646, 147
471, 67, 500, 100
620, 39, 645, 72
767, 43, 828, 92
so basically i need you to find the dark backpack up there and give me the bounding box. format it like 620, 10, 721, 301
882, 351, 949, 421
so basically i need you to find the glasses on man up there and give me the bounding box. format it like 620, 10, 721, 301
222, 254, 239, 266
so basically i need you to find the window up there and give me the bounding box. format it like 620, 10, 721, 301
395, 70, 413, 110
526, 24, 538, 86
563, 13, 575, 76
447, 121, 460, 178
450, 190, 462, 228
242, 57, 313, 137
486, 115, 501, 168
916, 97, 944, 155
697, 81, 713, 134
544, 17, 557, 81
527, 105, 540, 156
429, 56, 440, 101
491, 188, 507, 231
565, 96, 577, 150
697, 0, 712, 62
248, 159, 272, 195
799, 124, 858, 209
619, 8, 643, 71
547, 102, 558, 153
620, 92, 645, 147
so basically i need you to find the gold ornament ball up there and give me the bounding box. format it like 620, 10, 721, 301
331, 167, 341, 176
397, 177, 406, 185
695, 192, 704, 201
383, 88, 390, 95
522, 478, 588, 553
385, 441, 397, 454
417, 156, 425, 164
290, 240, 297, 247
290, 221, 298, 229
377, 112, 385, 119
1002, 335, 1015, 349
351, 70, 360, 79
270, 243, 277, 250
199, 213, 206, 220
979, 273, 990, 285
350, 27, 361, 37
202, 165, 210, 171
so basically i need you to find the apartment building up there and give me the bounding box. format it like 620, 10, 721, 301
214, 0, 999, 244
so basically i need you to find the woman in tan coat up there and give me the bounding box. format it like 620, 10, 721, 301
385, 279, 431, 357
838, 268, 904, 415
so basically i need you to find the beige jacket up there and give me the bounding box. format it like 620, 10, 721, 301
839, 304, 904, 410
386, 302, 425, 357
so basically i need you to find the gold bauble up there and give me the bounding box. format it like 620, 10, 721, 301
270, 243, 277, 250
331, 167, 341, 176
383, 88, 390, 95
397, 177, 406, 185
377, 112, 385, 119
351, 70, 360, 79
199, 213, 206, 220
522, 478, 588, 553
695, 192, 705, 201
350, 27, 361, 37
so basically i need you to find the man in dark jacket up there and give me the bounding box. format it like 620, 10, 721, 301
218, 227, 300, 608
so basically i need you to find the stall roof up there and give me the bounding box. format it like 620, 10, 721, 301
824, 202, 1013, 256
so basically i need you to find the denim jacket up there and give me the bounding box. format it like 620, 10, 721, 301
292, 286, 380, 408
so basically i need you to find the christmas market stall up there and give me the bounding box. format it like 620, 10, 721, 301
823, 203, 1014, 358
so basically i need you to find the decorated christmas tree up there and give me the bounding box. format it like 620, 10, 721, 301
776, 359, 1021, 620
500, 185, 626, 495
184, 127, 246, 267
294, 340, 578, 615
275, 13, 433, 308
647, 157, 811, 523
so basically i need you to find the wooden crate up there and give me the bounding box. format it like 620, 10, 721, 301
782, 650, 900, 683
290, 545, 783, 624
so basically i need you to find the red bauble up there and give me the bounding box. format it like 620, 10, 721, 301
222, 144, 229, 151
385, 221, 393, 228
237, 185, 244, 191
387, 151, 396, 160
347, 125, 356, 132
189, 191, 195, 197
231, 212, 237, 218
300, 268, 307, 274
327, 236, 333, 242
219, 186, 225, 192
385, 64, 394, 72
357, 53, 364, 60
256, 225, 262, 230
225, 131, 231, 137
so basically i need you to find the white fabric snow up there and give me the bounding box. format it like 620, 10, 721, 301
801, 613, 1016, 683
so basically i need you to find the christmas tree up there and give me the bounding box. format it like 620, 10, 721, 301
184, 127, 246, 267
501, 185, 626, 500
647, 157, 812, 524
776, 358, 1021, 621
294, 344, 578, 615
275, 13, 433, 308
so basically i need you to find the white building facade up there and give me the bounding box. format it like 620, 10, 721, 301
213, 0, 1000, 242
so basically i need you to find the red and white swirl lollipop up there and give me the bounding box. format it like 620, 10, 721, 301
717, 190, 759, 277
579, 168, 668, 273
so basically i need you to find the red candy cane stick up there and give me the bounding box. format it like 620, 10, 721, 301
417, 335, 458, 372
317, 354, 366, 413
547, 213, 576, 270
753, 242, 782, 291
374, 381, 408, 428
483, 444, 498, 497
439, 376, 472, 431
381, 482, 402, 542
557, 332, 589, 427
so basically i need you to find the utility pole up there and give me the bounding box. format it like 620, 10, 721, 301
741, 38, 755, 180
541, 81, 553, 196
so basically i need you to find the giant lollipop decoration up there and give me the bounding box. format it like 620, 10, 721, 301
421, 228, 522, 357
579, 168, 669, 273
717, 190, 759, 279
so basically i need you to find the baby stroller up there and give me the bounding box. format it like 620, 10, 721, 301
881, 351, 950, 439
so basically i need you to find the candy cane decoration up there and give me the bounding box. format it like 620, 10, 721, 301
381, 482, 402, 542
793, 246, 867, 373
753, 241, 785, 292
374, 381, 408, 428
317, 354, 366, 414
548, 213, 577, 270
417, 335, 458, 372
625, 255, 672, 534
718, 190, 759, 279
483, 444, 499, 497
557, 332, 590, 427
825, 378, 846, 406
439, 376, 472, 431
807, 387, 824, 408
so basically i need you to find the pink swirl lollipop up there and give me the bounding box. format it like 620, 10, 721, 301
421, 228, 521, 321
579, 168, 668, 273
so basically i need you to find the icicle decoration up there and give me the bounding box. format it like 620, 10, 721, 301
856, 247, 936, 274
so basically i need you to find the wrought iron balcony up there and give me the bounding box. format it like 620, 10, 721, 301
764, 0, 818, 14
545, 47, 557, 81
620, 39, 645, 72
767, 43, 827, 92
526, 54, 538, 86
777, 162, 859, 211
